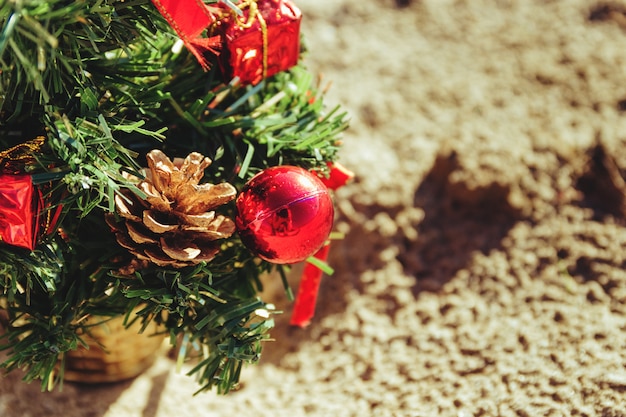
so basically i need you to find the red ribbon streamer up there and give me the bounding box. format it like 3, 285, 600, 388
151, 0, 220, 70
290, 162, 354, 328
290, 243, 331, 328
317, 162, 354, 191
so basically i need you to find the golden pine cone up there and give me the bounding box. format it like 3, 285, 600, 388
106, 150, 236, 271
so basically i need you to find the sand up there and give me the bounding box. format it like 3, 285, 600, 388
3, 0, 626, 416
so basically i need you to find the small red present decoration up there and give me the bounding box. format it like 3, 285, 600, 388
0, 137, 59, 250
0, 174, 40, 250
216, 0, 302, 85
0, 174, 61, 250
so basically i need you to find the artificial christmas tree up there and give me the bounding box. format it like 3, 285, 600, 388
0, 0, 350, 394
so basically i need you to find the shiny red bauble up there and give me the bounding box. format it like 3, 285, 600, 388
235, 166, 334, 264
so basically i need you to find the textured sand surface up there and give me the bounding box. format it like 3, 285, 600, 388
3, 1, 626, 416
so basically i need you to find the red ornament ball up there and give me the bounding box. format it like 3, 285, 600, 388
236, 166, 334, 264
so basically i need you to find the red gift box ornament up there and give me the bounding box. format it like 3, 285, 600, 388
0, 175, 37, 250
216, 0, 302, 85
0, 174, 61, 251
0, 174, 47, 250
0, 137, 62, 250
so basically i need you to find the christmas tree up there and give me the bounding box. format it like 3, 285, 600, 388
0, 0, 349, 394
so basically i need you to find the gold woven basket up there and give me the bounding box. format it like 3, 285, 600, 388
63, 313, 165, 383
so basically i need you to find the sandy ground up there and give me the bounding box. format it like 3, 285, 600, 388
3, 0, 626, 415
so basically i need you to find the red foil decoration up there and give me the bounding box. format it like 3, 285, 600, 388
217, 0, 302, 85
290, 163, 355, 328
0, 174, 62, 250
0, 174, 37, 250
235, 165, 334, 264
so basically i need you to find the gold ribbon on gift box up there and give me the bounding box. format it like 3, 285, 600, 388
0, 136, 45, 174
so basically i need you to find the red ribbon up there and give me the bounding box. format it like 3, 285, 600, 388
290, 243, 331, 328
290, 162, 354, 328
151, 0, 221, 70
